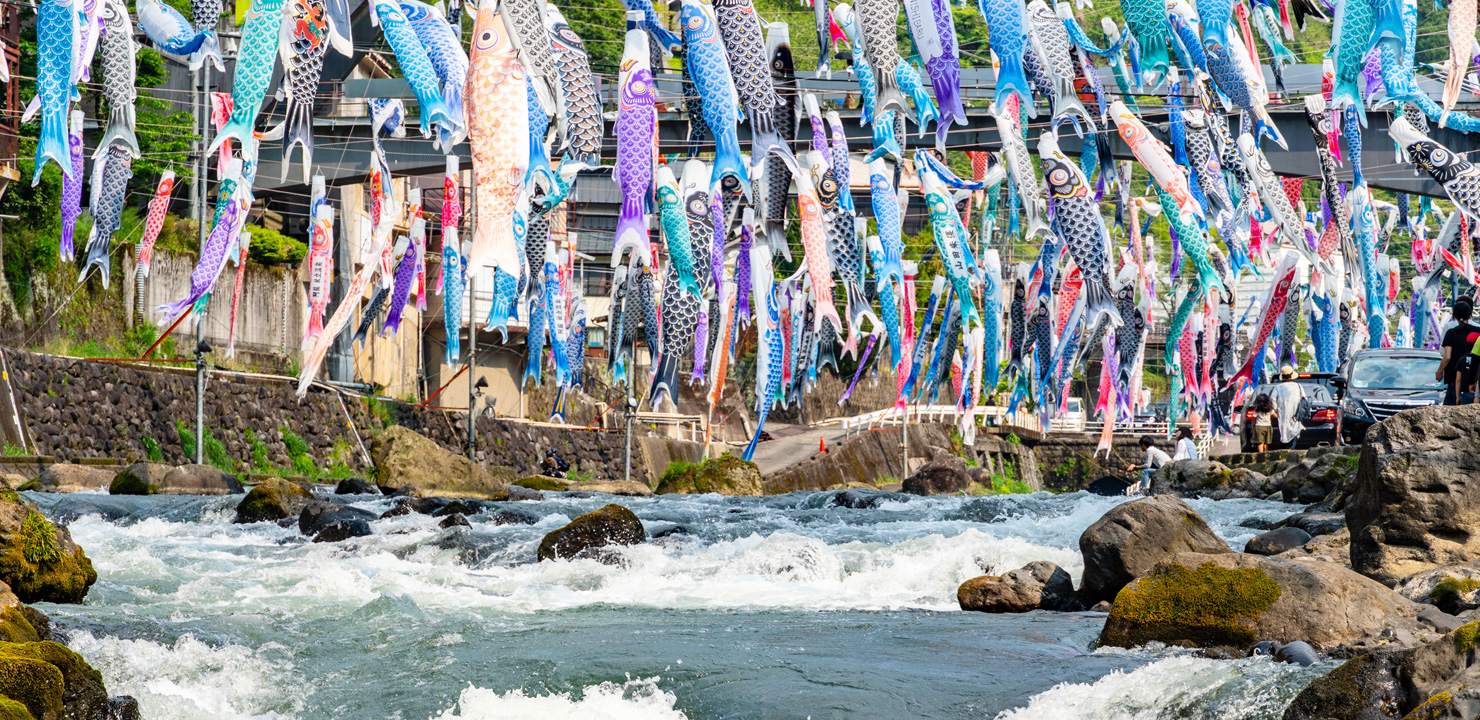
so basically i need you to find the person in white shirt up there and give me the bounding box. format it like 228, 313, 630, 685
1126, 436, 1173, 494
1172, 427, 1198, 461
1269, 366, 1306, 449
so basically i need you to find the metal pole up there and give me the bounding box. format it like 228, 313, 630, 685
194, 66, 210, 465
467, 274, 477, 461
624, 392, 634, 483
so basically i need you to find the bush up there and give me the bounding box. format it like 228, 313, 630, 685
141, 437, 163, 462
245, 223, 307, 266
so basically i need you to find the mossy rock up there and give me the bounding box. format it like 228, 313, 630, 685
28, 643, 106, 720
233, 478, 314, 524
654, 454, 762, 496
0, 643, 64, 720
1100, 551, 1422, 652
1101, 562, 1281, 649
107, 463, 174, 496
0, 697, 34, 720
537, 504, 646, 561
513, 476, 567, 492
0, 497, 95, 604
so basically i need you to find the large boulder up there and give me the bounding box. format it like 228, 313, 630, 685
1284, 619, 1480, 720
1348, 404, 1480, 586
1149, 460, 1269, 499
1077, 495, 1232, 605
25, 465, 115, 494
105, 463, 173, 495
1100, 552, 1423, 652
0, 493, 95, 604
519, 476, 654, 496
0, 639, 112, 720
958, 561, 1077, 613
1276, 528, 1352, 567
370, 426, 511, 500
902, 454, 973, 496
110, 464, 243, 496
1266, 447, 1360, 507
233, 478, 313, 524
654, 454, 763, 496
1245, 527, 1312, 556
537, 504, 646, 561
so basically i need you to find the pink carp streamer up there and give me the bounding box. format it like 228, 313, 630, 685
135, 170, 176, 279
225, 231, 251, 358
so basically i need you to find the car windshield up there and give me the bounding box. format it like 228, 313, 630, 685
1297, 382, 1333, 402
1350, 356, 1444, 390
1067, 399, 1081, 412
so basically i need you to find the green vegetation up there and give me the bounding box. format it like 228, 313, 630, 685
1454, 620, 1480, 654
175, 420, 196, 462
1103, 563, 1282, 649
141, 437, 163, 463
244, 429, 271, 472
0, 445, 23, 458
19, 512, 60, 566
244, 223, 307, 267
1005, 433, 1021, 445
1431, 577, 1480, 614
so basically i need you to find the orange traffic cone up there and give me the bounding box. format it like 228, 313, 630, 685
820, 436, 828, 454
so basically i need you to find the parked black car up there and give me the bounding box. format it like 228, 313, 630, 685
1237, 373, 1341, 452
1334, 349, 1445, 445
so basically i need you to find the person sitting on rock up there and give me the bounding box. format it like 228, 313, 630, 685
1172, 427, 1199, 461
1126, 436, 1172, 494
541, 449, 570, 479
1251, 393, 1276, 452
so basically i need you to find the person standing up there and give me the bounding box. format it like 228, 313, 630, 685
1172, 427, 1199, 461
1438, 299, 1478, 406
1126, 436, 1173, 494
1269, 366, 1306, 449
1251, 393, 1277, 452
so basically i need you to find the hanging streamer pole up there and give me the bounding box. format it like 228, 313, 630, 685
193, 65, 212, 466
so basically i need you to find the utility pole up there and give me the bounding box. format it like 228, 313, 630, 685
466, 275, 477, 461
193, 65, 211, 465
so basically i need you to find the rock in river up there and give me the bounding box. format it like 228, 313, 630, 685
1077, 495, 1232, 605
26, 464, 116, 493
234, 478, 314, 524
655, 454, 763, 496
0, 491, 95, 604
111, 464, 243, 496
958, 561, 1078, 613
1394, 563, 1480, 616
537, 504, 646, 562
298, 501, 377, 537
1284, 617, 1480, 720
371, 426, 511, 500
1099, 552, 1422, 652
1348, 404, 1480, 586
1245, 527, 1312, 556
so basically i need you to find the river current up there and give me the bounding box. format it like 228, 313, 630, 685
25, 490, 1334, 719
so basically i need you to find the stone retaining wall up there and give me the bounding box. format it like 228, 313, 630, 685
3, 350, 646, 482
1029, 434, 1142, 491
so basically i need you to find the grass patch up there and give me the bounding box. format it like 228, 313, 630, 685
141, 437, 163, 462
176, 419, 196, 461
20, 511, 60, 564
1, 443, 24, 457
1005, 433, 1022, 445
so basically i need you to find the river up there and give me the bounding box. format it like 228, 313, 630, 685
25, 489, 1334, 719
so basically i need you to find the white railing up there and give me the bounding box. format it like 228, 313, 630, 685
829, 404, 1043, 436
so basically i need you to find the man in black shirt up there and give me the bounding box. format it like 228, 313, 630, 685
1438, 299, 1478, 406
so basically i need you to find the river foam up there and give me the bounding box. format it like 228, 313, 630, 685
30, 490, 1308, 719
433, 677, 689, 720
